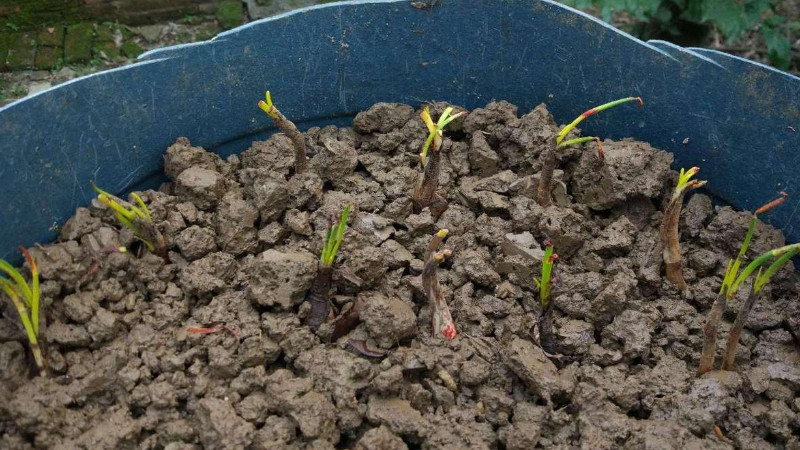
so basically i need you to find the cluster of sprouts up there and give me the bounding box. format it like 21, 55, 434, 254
0, 248, 45, 373
92, 183, 166, 257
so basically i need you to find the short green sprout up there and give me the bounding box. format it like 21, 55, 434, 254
533, 242, 558, 307
257, 90, 279, 119
419, 106, 465, 165
320, 204, 352, 267
533, 240, 559, 354
92, 183, 165, 256
257, 90, 308, 173
0, 247, 45, 373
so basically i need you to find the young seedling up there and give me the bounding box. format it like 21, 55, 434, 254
258, 91, 308, 174
697, 242, 800, 376
538, 96, 643, 206
307, 204, 352, 330
533, 240, 559, 354
660, 167, 707, 292
696, 193, 787, 375
0, 248, 45, 373
92, 183, 167, 257
412, 106, 464, 217
722, 245, 799, 370
422, 229, 457, 340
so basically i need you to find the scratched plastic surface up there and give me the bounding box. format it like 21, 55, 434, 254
0, 0, 799, 260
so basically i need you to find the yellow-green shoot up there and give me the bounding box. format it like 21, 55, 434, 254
419, 106, 465, 166
702, 242, 800, 375
537, 96, 642, 206
661, 167, 707, 292
92, 183, 164, 256
720, 192, 787, 300
533, 240, 559, 354
320, 204, 352, 267
0, 247, 45, 373
258, 90, 308, 173
555, 96, 644, 159
533, 243, 558, 308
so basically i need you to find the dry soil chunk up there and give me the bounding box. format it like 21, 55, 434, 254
601, 309, 656, 360
353, 103, 415, 134
175, 167, 225, 210
361, 292, 417, 348
356, 425, 408, 450
592, 216, 636, 256
570, 139, 673, 210
164, 137, 222, 179
247, 249, 317, 309
175, 225, 217, 260
194, 398, 255, 449
502, 337, 570, 400
366, 396, 425, 438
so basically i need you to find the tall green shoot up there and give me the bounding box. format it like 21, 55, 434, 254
0, 248, 45, 373
697, 193, 789, 376
538, 96, 643, 206
722, 244, 799, 370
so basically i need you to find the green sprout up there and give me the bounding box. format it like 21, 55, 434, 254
320, 204, 352, 267
555, 96, 644, 147
0, 247, 45, 373
696, 193, 790, 377
708, 243, 799, 375
533, 243, 557, 308
92, 183, 166, 257
538, 96, 643, 206
533, 240, 559, 355
258, 90, 308, 173
720, 192, 787, 299
660, 167, 706, 293
419, 106, 465, 165
413, 106, 464, 218
307, 204, 352, 331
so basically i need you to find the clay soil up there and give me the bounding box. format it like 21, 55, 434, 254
1, 101, 799, 449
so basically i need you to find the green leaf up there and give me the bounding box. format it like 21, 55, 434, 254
702, 0, 747, 41
762, 23, 791, 70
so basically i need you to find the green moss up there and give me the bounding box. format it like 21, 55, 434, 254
37, 26, 64, 47
0, 33, 12, 65
64, 23, 94, 64
196, 24, 223, 42
6, 33, 37, 70
34, 46, 62, 70
120, 41, 143, 59
95, 23, 117, 43
93, 40, 121, 60
216, 0, 244, 30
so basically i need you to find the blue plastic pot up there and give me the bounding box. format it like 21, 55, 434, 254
1, 0, 798, 260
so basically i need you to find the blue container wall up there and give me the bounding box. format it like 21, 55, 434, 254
1, 0, 799, 260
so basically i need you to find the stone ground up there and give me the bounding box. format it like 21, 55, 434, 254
0, 0, 796, 107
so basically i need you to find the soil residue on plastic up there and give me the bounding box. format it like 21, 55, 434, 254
1, 101, 799, 450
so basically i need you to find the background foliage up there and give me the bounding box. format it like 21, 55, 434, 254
560, 0, 799, 70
